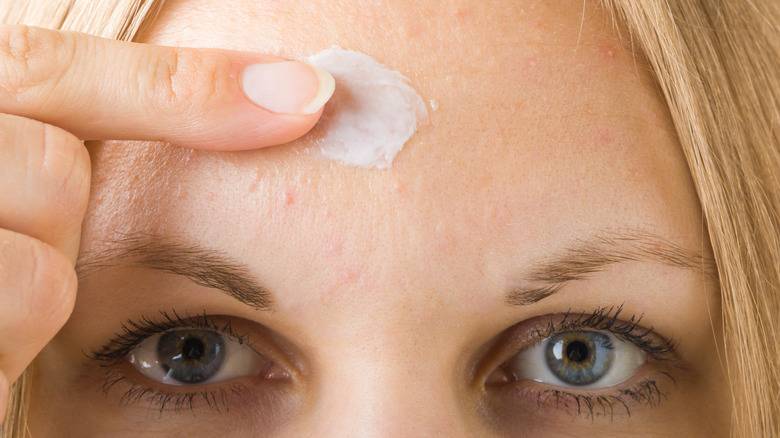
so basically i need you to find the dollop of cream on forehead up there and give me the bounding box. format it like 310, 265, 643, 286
304, 47, 428, 168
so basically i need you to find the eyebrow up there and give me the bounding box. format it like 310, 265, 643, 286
76, 230, 714, 310
76, 233, 273, 310
506, 228, 717, 306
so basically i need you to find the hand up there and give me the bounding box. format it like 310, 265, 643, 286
0, 24, 334, 420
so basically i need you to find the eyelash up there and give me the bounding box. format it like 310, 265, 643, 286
492, 304, 679, 420
519, 378, 673, 421
89, 310, 249, 366
526, 304, 676, 360
87, 310, 253, 414
100, 370, 248, 414
88, 305, 677, 418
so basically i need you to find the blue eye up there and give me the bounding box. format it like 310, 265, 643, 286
129, 328, 270, 386
546, 331, 614, 386
155, 329, 225, 384
508, 331, 646, 389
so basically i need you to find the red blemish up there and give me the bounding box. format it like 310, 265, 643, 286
593, 127, 614, 145
320, 264, 369, 301
406, 22, 423, 38
392, 179, 405, 194
450, 6, 471, 22
437, 235, 457, 252
596, 43, 620, 66
521, 55, 539, 71
322, 237, 343, 257
339, 267, 360, 283
283, 190, 296, 206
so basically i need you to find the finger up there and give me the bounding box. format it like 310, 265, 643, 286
0, 25, 335, 150
0, 229, 77, 383
0, 114, 90, 262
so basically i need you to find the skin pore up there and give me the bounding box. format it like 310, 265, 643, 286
28, 0, 730, 436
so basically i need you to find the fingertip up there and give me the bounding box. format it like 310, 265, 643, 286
300, 65, 336, 115
241, 61, 335, 115
25, 237, 78, 331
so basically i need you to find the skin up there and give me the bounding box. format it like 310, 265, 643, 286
1, 0, 730, 436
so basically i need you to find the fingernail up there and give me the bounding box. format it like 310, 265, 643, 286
241, 61, 335, 114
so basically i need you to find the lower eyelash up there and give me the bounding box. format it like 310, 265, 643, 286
524, 373, 675, 421
101, 369, 248, 415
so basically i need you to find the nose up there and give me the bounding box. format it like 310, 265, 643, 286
288, 351, 476, 437
315, 372, 468, 437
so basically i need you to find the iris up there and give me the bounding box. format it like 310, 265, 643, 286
157, 329, 226, 383
544, 331, 615, 386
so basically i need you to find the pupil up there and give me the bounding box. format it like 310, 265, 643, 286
182, 338, 206, 362
565, 340, 590, 363
156, 329, 226, 384
544, 331, 615, 386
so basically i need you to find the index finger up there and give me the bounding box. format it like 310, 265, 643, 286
0, 25, 335, 150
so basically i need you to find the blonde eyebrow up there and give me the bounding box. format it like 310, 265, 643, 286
76, 233, 273, 310
506, 228, 717, 306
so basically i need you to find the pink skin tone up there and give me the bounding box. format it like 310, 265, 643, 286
28, 0, 729, 436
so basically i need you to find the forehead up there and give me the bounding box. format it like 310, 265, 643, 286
84, 0, 700, 291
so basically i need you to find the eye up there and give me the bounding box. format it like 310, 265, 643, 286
506, 330, 647, 389
128, 328, 274, 385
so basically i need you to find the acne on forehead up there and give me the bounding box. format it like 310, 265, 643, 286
88, 0, 692, 240
76, 3, 707, 354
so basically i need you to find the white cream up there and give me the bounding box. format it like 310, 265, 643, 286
304, 47, 428, 168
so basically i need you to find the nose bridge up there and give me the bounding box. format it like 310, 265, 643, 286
310, 347, 469, 438
278, 192, 483, 436
283, 292, 473, 438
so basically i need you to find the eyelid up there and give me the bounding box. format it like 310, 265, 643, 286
128, 328, 276, 386
507, 331, 648, 389
472, 306, 679, 388
471, 314, 557, 386
87, 311, 306, 383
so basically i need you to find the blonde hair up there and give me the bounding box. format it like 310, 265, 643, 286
604, 1, 780, 435
2, 0, 779, 436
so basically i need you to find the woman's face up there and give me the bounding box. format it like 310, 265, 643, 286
29, 0, 729, 436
